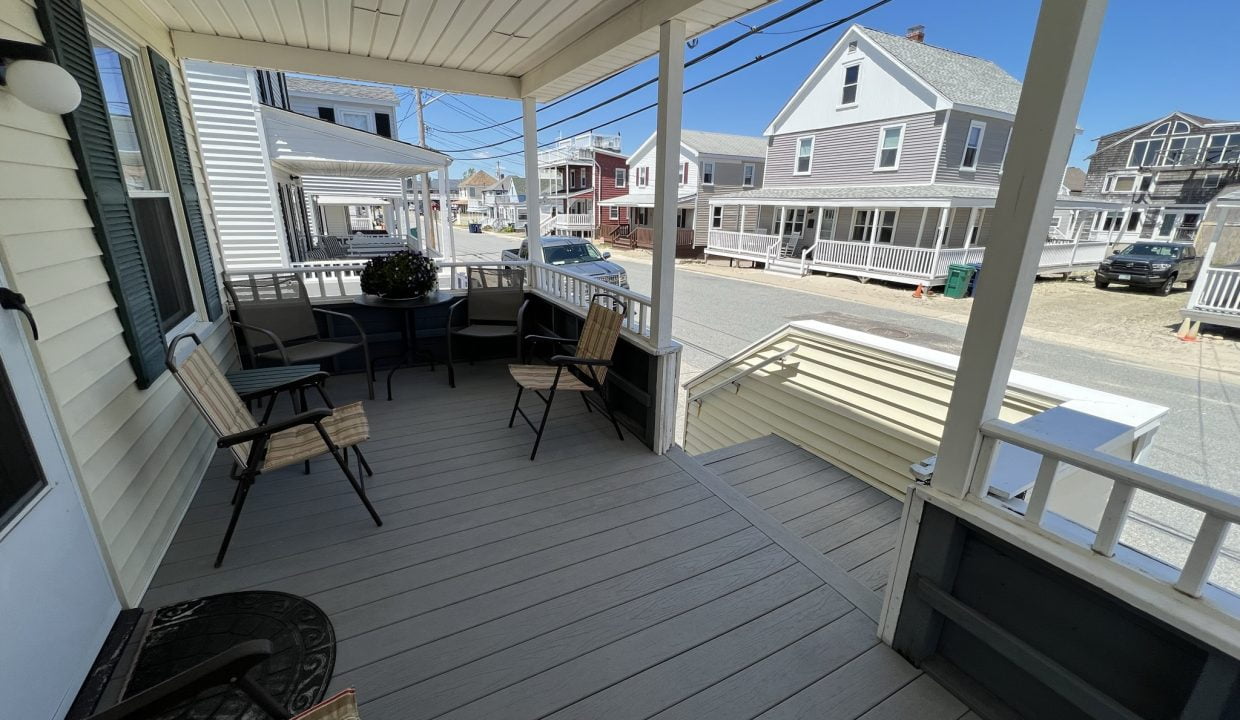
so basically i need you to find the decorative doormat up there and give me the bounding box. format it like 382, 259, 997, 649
125, 591, 335, 719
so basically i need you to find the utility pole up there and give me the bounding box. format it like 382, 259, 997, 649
415, 88, 438, 253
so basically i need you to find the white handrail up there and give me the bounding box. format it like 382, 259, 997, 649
977, 418, 1240, 597
687, 346, 799, 405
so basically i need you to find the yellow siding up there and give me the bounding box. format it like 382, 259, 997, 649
0, 0, 235, 605
683, 327, 1056, 496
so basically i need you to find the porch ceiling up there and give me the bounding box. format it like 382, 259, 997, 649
149, 0, 774, 100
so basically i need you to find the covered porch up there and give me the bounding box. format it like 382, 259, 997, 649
600, 192, 697, 252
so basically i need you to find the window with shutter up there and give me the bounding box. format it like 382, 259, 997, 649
36, 0, 166, 387
375, 112, 392, 138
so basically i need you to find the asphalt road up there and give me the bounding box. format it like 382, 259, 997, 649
451, 230, 1240, 587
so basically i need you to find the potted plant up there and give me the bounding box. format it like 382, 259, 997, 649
359, 250, 438, 300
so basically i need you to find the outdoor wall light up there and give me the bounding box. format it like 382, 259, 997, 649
0, 39, 81, 115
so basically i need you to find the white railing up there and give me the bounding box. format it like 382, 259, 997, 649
528, 261, 655, 345
540, 213, 556, 234
688, 345, 799, 406
930, 247, 985, 279
1191, 267, 1240, 315
555, 213, 595, 228
975, 419, 1240, 598
706, 230, 781, 258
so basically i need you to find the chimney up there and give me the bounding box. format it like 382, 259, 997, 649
905, 25, 925, 43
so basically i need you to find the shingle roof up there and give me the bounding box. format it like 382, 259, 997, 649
459, 170, 499, 188
510, 177, 527, 195
712, 184, 1000, 202
858, 26, 1022, 115
285, 76, 399, 104
1062, 167, 1086, 193
680, 130, 767, 159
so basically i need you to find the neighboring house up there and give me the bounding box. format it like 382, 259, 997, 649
601, 130, 766, 252
488, 175, 529, 225
455, 170, 500, 221
1062, 166, 1086, 195
1179, 187, 1240, 338
538, 132, 628, 238
1079, 111, 1240, 245
706, 24, 1112, 284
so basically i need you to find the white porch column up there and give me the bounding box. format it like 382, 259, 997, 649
914, 207, 929, 248
410, 176, 423, 248
649, 18, 685, 349
421, 173, 436, 252
437, 167, 456, 262
522, 96, 544, 263
934, 0, 1107, 498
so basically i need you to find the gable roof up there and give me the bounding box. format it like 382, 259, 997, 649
1085, 111, 1240, 158
630, 129, 766, 164
285, 76, 399, 104
510, 177, 527, 195
856, 26, 1022, 114
459, 170, 499, 188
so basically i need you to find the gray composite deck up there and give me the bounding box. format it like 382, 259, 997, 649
143, 362, 968, 719
694, 435, 904, 597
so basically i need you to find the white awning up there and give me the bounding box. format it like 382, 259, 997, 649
313, 196, 391, 206
261, 105, 451, 178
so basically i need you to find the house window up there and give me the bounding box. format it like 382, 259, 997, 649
876, 210, 897, 243
794, 136, 814, 175
1206, 133, 1240, 163
875, 125, 903, 170
1204, 173, 1222, 189
339, 110, 371, 132
961, 121, 986, 170
615, 168, 626, 188
681, 162, 689, 184
712, 206, 723, 228
1164, 136, 1203, 165
967, 209, 985, 246
1127, 138, 1163, 167
635, 207, 650, 226
1139, 175, 1153, 192
1152, 122, 1171, 136
817, 208, 837, 241
92, 32, 194, 332
702, 162, 714, 184
742, 163, 755, 187
841, 64, 860, 105
1126, 211, 1143, 232
850, 210, 872, 242
609, 205, 619, 220
1172, 121, 1190, 134
1105, 175, 1138, 193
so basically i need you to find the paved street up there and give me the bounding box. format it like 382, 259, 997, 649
445, 229, 1240, 589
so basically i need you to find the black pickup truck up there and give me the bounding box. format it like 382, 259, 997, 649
1094, 241, 1201, 296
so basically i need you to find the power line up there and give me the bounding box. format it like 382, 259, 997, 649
436, 0, 835, 137
459, 0, 891, 161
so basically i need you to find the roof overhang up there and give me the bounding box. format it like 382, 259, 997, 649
600, 192, 695, 208
312, 195, 390, 206
261, 106, 450, 177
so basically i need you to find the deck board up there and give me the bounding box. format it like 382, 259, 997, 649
143, 368, 964, 719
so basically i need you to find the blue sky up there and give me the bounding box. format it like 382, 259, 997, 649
390, 0, 1240, 178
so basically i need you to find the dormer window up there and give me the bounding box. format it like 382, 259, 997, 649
701, 162, 714, 185
841, 64, 860, 105
742, 163, 755, 187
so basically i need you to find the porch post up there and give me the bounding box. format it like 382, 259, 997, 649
914, 207, 928, 248
522, 96, 544, 263
437, 167, 456, 262
865, 208, 879, 270
649, 18, 685, 349
409, 177, 422, 248
931, 207, 950, 280
934, 0, 1107, 498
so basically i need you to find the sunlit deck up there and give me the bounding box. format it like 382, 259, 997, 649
141, 362, 969, 719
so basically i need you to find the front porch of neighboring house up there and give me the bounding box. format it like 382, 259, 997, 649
599, 193, 697, 253
1179, 189, 1240, 338
543, 189, 596, 237
706, 192, 1121, 285
1085, 203, 1209, 247
9, 1, 1240, 719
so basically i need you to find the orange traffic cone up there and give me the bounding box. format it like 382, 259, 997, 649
912, 284, 924, 299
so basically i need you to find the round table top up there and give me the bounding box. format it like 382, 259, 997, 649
353, 289, 456, 309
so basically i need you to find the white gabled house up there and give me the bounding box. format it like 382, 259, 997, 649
708, 24, 1118, 283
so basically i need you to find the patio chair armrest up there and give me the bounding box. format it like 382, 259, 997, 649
238, 371, 331, 402
86, 640, 288, 720
232, 321, 290, 365
550, 355, 612, 367
313, 308, 368, 343
524, 333, 576, 349
218, 408, 333, 448
446, 297, 467, 330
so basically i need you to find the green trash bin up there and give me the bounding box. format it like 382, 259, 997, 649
944, 263, 976, 299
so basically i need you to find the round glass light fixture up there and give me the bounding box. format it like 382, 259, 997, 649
4, 59, 81, 114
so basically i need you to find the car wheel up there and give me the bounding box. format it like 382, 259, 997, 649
1094, 278, 1109, 289
1156, 274, 1177, 296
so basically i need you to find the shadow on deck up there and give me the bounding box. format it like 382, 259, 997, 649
143, 362, 970, 719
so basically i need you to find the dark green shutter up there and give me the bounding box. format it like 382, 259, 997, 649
35, 0, 165, 388
147, 48, 223, 320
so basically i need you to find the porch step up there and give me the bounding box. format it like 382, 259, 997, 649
764, 258, 805, 277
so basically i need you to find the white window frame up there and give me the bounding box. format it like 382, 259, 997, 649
875, 209, 898, 244
1151, 121, 1171, 136
817, 207, 837, 241
1163, 135, 1203, 166
711, 206, 722, 228
1172, 120, 1190, 134
1104, 174, 1140, 193
794, 136, 814, 175
873, 123, 905, 171
960, 120, 986, 171
742, 163, 755, 187
1204, 173, 1222, 189
1127, 138, 1164, 168
609, 205, 619, 220
614, 167, 626, 188
338, 109, 372, 132
1206, 133, 1240, 164
701, 161, 714, 185
849, 209, 873, 242
840, 62, 860, 107
1049, 215, 1062, 228
966, 209, 985, 246
999, 127, 1012, 174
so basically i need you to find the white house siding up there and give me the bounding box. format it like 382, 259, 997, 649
0, 0, 234, 605
935, 110, 1012, 186
683, 326, 1053, 495
628, 148, 698, 195
765, 112, 942, 187
184, 60, 288, 270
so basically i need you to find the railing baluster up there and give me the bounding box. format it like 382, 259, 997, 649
1023, 454, 1059, 526
1091, 483, 1135, 557
1174, 514, 1229, 597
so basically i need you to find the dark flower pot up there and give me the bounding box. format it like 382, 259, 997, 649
359, 250, 439, 299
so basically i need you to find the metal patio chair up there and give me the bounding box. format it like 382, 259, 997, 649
446, 266, 529, 388
166, 333, 382, 567
224, 273, 375, 400
508, 294, 626, 460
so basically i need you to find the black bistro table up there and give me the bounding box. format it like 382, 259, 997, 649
354, 290, 456, 400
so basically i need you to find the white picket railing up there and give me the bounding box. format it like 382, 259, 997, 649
706, 230, 782, 258
976, 419, 1240, 599
527, 262, 655, 344
555, 213, 595, 228
1192, 267, 1240, 315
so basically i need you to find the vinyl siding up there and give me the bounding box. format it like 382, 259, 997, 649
693, 156, 765, 244
0, 0, 234, 606
765, 112, 941, 187
683, 326, 1055, 495
935, 111, 1012, 185
596, 153, 629, 225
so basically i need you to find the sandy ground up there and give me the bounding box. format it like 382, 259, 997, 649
604, 247, 1240, 382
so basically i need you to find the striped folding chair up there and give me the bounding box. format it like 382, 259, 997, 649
166, 333, 382, 567
508, 294, 626, 460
